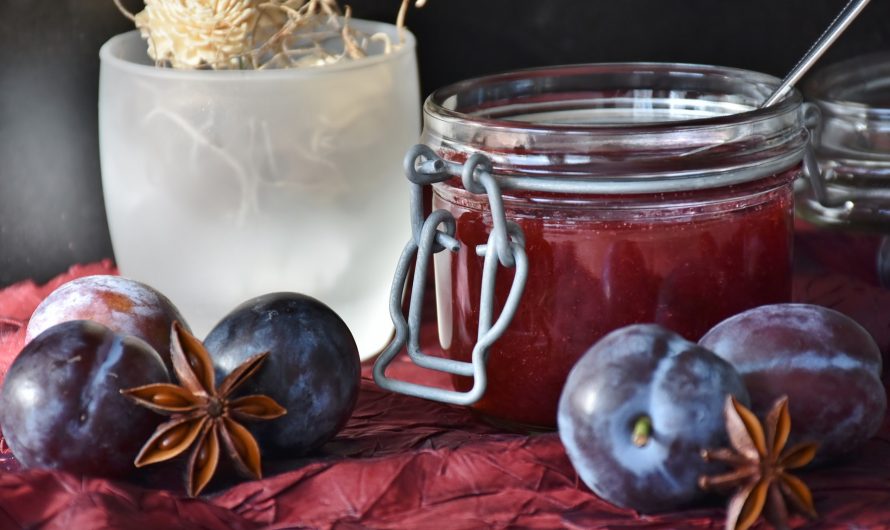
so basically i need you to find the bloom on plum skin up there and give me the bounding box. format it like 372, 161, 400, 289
204, 292, 360, 457
699, 303, 886, 462
0, 320, 170, 478
558, 324, 750, 513
25, 275, 189, 372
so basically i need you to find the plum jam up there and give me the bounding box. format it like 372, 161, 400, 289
422, 63, 808, 429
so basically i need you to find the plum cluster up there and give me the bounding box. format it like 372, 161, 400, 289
558, 303, 887, 513
0, 276, 360, 481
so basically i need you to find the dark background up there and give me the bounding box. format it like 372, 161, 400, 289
1, 0, 888, 287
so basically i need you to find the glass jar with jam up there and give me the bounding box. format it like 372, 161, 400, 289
797, 53, 890, 286
376, 63, 808, 430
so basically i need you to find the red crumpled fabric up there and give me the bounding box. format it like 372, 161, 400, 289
1, 231, 889, 529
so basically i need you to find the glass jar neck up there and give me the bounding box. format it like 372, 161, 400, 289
806, 52, 890, 162
422, 63, 807, 193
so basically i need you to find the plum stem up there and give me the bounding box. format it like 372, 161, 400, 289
632, 416, 652, 447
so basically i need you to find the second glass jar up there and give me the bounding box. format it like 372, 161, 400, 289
423, 63, 807, 429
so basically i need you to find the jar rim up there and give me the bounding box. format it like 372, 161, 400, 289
422, 62, 807, 193
425, 62, 802, 135
805, 52, 890, 119
100, 21, 416, 81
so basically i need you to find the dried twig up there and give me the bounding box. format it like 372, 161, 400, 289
396, 0, 426, 42
112, 0, 136, 21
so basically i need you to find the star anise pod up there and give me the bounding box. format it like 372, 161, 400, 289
699, 396, 819, 530
121, 321, 286, 496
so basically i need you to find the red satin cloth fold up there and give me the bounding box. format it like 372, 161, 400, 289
0, 231, 889, 529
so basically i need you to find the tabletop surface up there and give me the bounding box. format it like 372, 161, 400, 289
0, 228, 888, 529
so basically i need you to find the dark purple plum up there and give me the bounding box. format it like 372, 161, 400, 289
699, 303, 886, 462
204, 292, 360, 457
0, 320, 169, 478
26, 275, 189, 371
557, 324, 749, 513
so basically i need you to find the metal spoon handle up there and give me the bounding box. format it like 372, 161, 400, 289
761, 0, 872, 108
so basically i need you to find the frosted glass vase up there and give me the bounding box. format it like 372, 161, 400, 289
99, 22, 419, 358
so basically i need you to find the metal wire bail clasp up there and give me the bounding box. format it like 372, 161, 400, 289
372, 146, 528, 406
801, 102, 832, 207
